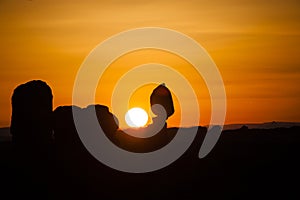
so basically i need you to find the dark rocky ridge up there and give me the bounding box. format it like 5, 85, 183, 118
0, 80, 299, 199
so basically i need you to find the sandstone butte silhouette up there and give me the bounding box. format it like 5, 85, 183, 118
11, 80, 53, 149
5, 79, 300, 200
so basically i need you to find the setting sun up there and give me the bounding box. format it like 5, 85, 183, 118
125, 107, 149, 128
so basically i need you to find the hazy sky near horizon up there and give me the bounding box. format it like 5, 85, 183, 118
0, 0, 300, 127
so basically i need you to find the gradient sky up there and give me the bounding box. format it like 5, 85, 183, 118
1, 0, 300, 127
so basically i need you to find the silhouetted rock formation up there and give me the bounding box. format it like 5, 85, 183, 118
52, 104, 120, 199
85, 104, 119, 142
52, 104, 119, 169
53, 106, 82, 152
150, 83, 174, 118
149, 83, 174, 133
53, 106, 90, 185
10, 80, 53, 148
8, 80, 54, 200
53, 104, 119, 153
4, 80, 300, 200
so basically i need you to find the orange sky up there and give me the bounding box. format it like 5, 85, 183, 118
1, 0, 300, 127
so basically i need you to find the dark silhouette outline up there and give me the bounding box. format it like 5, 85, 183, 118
0, 80, 298, 200
10, 80, 53, 149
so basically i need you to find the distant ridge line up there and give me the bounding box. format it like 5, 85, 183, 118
1, 121, 300, 142
219, 121, 300, 130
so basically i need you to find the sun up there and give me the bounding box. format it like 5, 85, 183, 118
125, 107, 148, 128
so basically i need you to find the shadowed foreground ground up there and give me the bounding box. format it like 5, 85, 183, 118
0, 126, 299, 200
